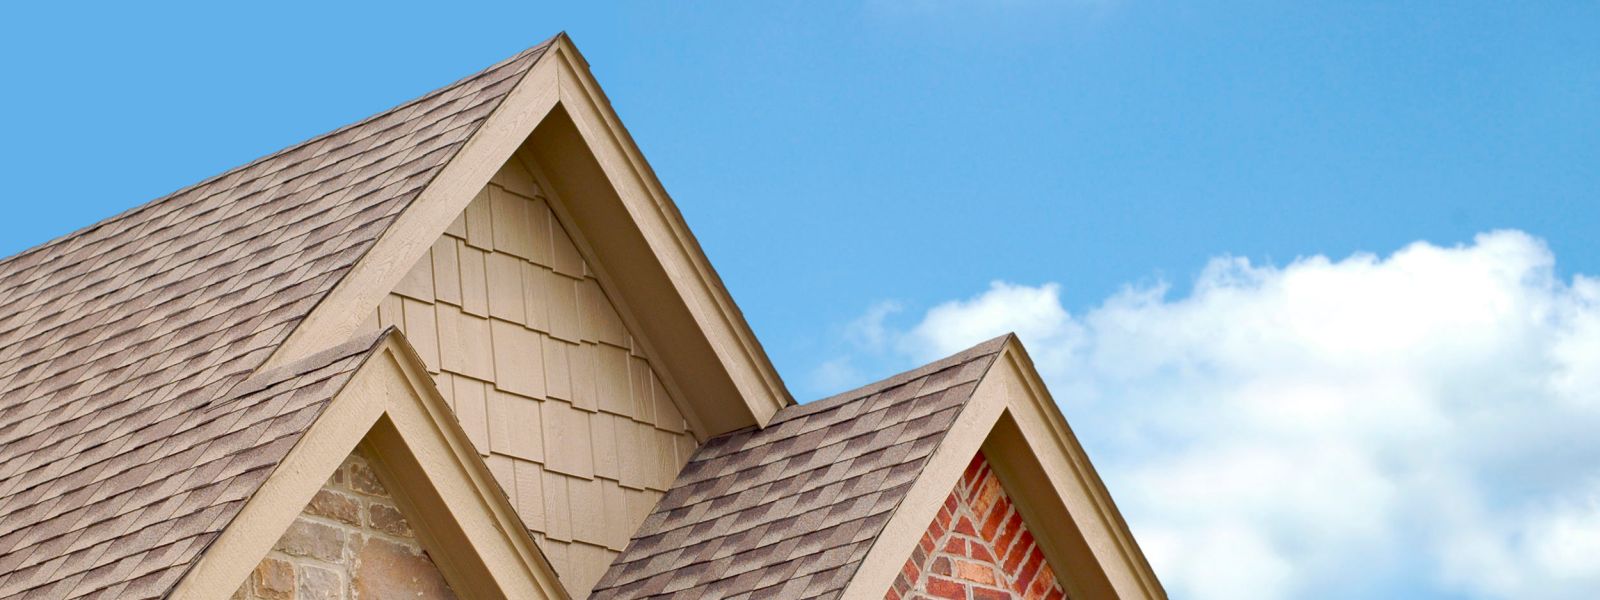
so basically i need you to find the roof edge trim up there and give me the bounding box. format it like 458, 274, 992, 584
170, 329, 568, 600
259, 40, 562, 372
838, 336, 1166, 600
543, 36, 792, 427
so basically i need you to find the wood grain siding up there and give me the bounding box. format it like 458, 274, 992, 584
365, 158, 699, 597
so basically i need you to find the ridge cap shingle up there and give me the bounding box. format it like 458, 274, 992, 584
770, 333, 1012, 425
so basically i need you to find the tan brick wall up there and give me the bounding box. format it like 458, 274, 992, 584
233, 448, 455, 600
363, 156, 699, 596
887, 452, 1068, 600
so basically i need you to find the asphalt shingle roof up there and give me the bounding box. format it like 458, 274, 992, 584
0, 42, 549, 600
590, 336, 1009, 600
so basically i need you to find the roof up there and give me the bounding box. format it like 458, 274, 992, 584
0, 41, 551, 600
0, 328, 386, 599
590, 336, 1010, 599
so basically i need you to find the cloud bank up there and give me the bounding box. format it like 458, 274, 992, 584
820, 231, 1600, 599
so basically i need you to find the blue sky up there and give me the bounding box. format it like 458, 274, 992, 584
3, 3, 1598, 598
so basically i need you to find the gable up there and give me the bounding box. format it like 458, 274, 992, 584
171, 330, 565, 600
265, 36, 790, 439
887, 452, 1066, 600
841, 339, 1166, 600
232, 447, 456, 600
593, 336, 1163, 599
369, 156, 697, 596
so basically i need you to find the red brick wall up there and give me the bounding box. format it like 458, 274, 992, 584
887, 452, 1066, 600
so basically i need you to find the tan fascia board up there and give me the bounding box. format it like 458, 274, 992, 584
839, 338, 1167, 600
171, 330, 567, 600
539, 37, 792, 430
265, 34, 790, 436
988, 340, 1167, 599
838, 352, 1011, 599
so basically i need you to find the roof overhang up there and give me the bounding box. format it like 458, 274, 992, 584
841, 337, 1168, 600
170, 330, 568, 599
264, 34, 791, 437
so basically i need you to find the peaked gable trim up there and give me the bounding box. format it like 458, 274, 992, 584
172, 330, 566, 600
841, 337, 1166, 600
265, 35, 790, 436
538, 40, 791, 431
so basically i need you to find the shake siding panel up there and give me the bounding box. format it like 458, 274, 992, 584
430, 236, 462, 306
402, 297, 440, 372
542, 337, 574, 401
492, 155, 543, 199
490, 187, 535, 260
463, 189, 494, 251
393, 251, 435, 301
514, 461, 546, 531
591, 413, 620, 480
526, 198, 554, 267
457, 242, 489, 317
485, 252, 526, 322
543, 400, 594, 478
570, 342, 598, 411
522, 263, 551, 332
546, 273, 580, 342
550, 223, 584, 278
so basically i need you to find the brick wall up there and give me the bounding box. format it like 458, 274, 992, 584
233, 448, 455, 600
887, 452, 1067, 600
367, 156, 699, 595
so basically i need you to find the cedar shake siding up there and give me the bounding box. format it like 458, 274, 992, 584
233, 448, 456, 600
887, 452, 1067, 600
367, 155, 698, 595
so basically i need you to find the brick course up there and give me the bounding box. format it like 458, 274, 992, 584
233, 448, 456, 600
887, 452, 1067, 600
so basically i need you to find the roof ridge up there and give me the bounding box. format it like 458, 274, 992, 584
0, 37, 556, 271
778, 333, 1013, 423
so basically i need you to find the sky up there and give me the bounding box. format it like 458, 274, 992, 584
2, 2, 1598, 598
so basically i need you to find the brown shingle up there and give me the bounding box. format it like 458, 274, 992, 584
590, 336, 1008, 599
0, 40, 552, 599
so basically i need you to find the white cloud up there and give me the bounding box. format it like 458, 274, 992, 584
826, 230, 1600, 598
